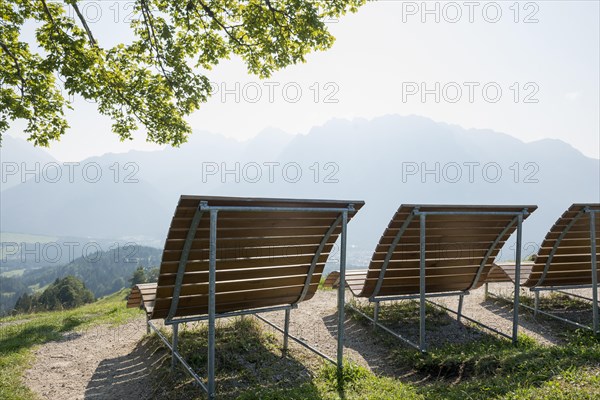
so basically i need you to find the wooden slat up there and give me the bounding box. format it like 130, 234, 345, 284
161, 244, 330, 262
151, 295, 305, 318
170, 217, 335, 230
386, 227, 518, 236
375, 241, 495, 254
168, 226, 341, 240
159, 255, 328, 274
174, 209, 341, 220
164, 236, 327, 251
376, 283, 473, 296
378, 233, 505, 245
370, 259, 484, 270
155, 275, 315, 298
160, 266, 315, 285
537, 245, 597, 257
176, 195, 362, 209
153, 286, 314, 312
535, 254, 596, 264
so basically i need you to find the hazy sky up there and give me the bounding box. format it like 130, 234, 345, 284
6, 0, 600, 161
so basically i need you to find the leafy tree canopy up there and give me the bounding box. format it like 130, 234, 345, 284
130, 265, 147, 286
13, 275, 95, 313
0, 0, 365, 146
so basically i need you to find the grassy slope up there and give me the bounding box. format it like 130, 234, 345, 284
0, 289, 143, 400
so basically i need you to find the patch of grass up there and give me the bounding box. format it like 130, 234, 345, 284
0, 289, 143, 400
318, 275, 334, 291
520, 292, 592, 311
148, 316, 422, 400
351, 301, 600, 400
353, 300, 448, 325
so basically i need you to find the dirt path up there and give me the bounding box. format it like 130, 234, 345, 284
24, 318, 163, 400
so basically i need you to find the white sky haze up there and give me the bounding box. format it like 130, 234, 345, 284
7, 0, 600, 161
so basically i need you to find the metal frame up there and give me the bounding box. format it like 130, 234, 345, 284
352, 207, 529, 352
486, 207, 599, 335
149, 201, 354, 398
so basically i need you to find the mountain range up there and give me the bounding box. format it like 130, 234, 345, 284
2, 114, 599, 264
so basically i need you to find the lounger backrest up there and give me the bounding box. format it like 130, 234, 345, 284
357, 204, 535, 298
148, 196, 362, 319
524, 203, 600, 287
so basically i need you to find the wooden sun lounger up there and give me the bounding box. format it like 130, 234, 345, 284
484, 204, 599, 333
327, 204, 536, 352
321, 269, 367, 289
127, 195, 363, 397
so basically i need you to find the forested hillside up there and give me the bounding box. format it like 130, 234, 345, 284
0, 245, 161, 315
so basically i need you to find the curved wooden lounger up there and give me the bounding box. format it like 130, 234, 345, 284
127, 283, 157, 314
332, 204, 536, 351
349, 204, 534, 297
127, 195, 363, 397
485, 262, 535, 284
322, 270, 367, 289
484, 204, 600, 332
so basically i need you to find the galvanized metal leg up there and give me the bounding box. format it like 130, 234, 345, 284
419, 213, 427, 353
337, 210, 348, 379
589, 211, 598, 334
146, 316, 151, 334
207, 210, 218, 398
373, 302, 380, 326
534, 291, 540, 317
457, 295, 464, 322
171, 323, 179, 372
283, 308, 290, 355
512, 213, 523, 345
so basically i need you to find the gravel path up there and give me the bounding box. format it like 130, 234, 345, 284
23, 285, 595, 399
24, 318, 164, 400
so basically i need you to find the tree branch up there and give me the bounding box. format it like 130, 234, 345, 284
0, 41, 26, 98
71, 2, 97, 46
194, 0, 257, 52
40, 0, 56, 25
139, 0, 175, 89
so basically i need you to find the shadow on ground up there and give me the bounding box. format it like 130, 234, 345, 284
322, 295, 600, 400
84, 336, 166, 399
120, 318, 320, 400
481, 288, 595, 344
322, 299, 489, 372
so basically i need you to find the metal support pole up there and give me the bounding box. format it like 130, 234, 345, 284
512, 213, 523, 345
484, 283, 489, 300
146, 316, 151, 334
534, 291, 540, 317
457, 295, 464, 322
373, 302, 380, 326
589, 211, 598, 334
171, 323, 179, 372
283, 308, 290, 355
207, 210, 218, 399
337, 210, 348, 379
419, 213, 427, 353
